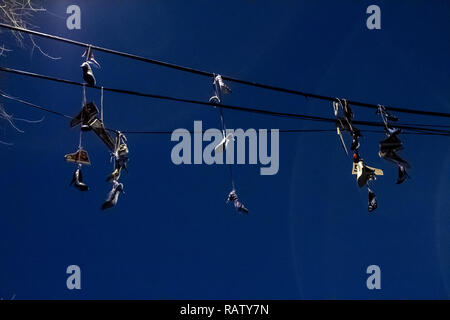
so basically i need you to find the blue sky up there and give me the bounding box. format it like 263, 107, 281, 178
0, 0, 449, 299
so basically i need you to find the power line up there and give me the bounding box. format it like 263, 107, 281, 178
120, 129, 449, 136
1, 23, 450, 119
121, 129, 337, 134
2, 66, 450, 136
0, 91, 72, 119
2, 91, 449, 137
0, 92, 339, 134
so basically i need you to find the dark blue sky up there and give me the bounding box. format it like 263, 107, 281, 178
0, 0, 449, 299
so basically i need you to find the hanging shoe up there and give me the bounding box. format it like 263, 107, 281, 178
357, 164, 376, 187
82, 46, 101, 69
379, 147, 409, 185
214, 132, 234, 154
353, 160, 383, 188
65, 148, 91, 166
106, 168, 121, 183
383, 149, 409, 167
209, 95, 220, 104
368, 189, 378, 212
215, 75, 231, 95
70, 102, 99, 129
89, 118, 116, 151
117, 143, 129, 159
101, 181, 124, 210
379, 134, 403, 153
81, 61, 96, 86
350, 128, 361, 151
234, 200, 249, 214
209, 74, 231, 104
226, 189, 249, 214
116, 144, 130, 170
213, 74, 231, 98
69, 167, 89, 191
113, 132, 129, 164
351, 136, 360, 151
227, 189, 238, 202
396, 165, 409, 184
379, 124, 410, 184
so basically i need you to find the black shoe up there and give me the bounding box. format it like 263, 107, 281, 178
396, 165, 409, 184
351, 137, 360, 151
350, 129, 361, 151
70, 168, 89, 191
357, 164, 376, 188
379, 134, 403, 153
70, 102, 99, 129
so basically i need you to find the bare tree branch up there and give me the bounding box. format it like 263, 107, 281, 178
0, 0, 58, 58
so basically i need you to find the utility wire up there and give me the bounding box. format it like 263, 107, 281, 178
1, 23, 450, 119
120, 129, 449, 136
2, 91, 449, 137
0, 91, 332, 134
0, 91, 72, 119
2, 66, 450, 136
0, 92, 339, 134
